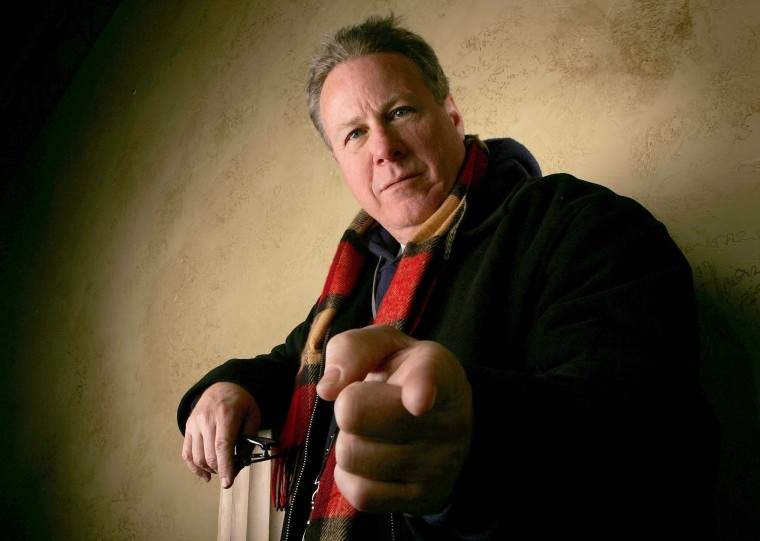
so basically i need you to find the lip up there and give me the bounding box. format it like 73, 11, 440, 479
381, 172, 420, 192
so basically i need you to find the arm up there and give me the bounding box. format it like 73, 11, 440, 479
418, 175, 718, 538
317, 176, 717, 538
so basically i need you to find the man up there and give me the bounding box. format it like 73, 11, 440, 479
178, 13, 719, 541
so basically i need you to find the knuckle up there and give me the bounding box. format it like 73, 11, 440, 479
215, 439, 233, 454
333, 468, 365, 510
334, 387, 364, 430
182, 457, 201, 475
345, 482, 375, 512
334, 435, 354, 471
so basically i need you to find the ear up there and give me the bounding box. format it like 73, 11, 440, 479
444, 94, 465, 138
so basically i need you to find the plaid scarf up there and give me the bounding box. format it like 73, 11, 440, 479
273, 135, 489, 538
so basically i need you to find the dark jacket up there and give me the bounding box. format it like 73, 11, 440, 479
178, 138, 719, 540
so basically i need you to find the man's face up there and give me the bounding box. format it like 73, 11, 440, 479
320, 52, 466, 244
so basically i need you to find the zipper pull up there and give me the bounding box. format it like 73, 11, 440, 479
303, 478, 320, 540
309, 477, 320, 518
304, 422, 339, 535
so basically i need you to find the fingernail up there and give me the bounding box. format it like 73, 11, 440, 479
321, 367, 340, 385
221, 477, 230, 489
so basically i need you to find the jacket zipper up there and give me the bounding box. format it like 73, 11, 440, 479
305, 424, 338, 534
282, 325, 334, 541
281, 390, 320, 541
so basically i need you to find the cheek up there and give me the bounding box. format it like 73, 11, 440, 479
339, 159, 375, 201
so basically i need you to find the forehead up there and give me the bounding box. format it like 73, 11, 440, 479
321, 52, 432, 108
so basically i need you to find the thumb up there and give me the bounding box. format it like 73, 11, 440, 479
317, 325, 413, 401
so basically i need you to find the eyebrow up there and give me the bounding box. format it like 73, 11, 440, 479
333, 92, 414, 133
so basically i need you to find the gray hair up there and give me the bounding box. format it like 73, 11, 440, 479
306, 13, 450, 147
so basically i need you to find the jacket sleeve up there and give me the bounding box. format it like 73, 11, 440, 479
176, 303, 317, 435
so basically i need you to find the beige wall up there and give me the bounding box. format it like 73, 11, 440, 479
3, 0, 758, 539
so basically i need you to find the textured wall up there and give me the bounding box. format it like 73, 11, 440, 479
2, 0, 758, 539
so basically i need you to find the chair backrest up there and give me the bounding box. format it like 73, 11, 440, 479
217, 430, 284, 541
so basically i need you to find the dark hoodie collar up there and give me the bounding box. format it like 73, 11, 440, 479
367, 225, 400, 263
460, 137, 542, 236
484, 137, 542, 178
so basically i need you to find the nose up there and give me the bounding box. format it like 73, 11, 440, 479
371, 126, 406, 165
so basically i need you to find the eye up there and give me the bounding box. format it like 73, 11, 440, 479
345, 128, 365, 143
391, 106, 414, 119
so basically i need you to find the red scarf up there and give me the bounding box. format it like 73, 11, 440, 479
274, 136, 489, 538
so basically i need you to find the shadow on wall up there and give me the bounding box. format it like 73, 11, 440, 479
697, 291, 760, 541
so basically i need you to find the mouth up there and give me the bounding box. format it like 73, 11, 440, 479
382, 172, 420, 192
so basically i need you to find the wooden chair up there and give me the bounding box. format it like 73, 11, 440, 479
217, 431, 284, 541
